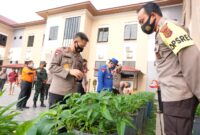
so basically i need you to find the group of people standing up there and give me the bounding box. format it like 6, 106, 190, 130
0, 68, 18, 95
16, 60, 48, 110
13, 32, 90, 110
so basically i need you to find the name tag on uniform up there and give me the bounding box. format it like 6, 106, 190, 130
159, 22, 194, 54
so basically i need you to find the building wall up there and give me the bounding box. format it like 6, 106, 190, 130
0, 4, 184, 92
0, 23, 13, 64
19, 24, 45, 67
9, 29, 25, 62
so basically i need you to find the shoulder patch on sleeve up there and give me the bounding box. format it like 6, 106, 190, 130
160, 23, 173, 38
55, 48, 62, 56
101, 68, 106, 72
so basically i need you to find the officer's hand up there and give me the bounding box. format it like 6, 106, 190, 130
69, 69, 83, 80
43, 80, 47, 83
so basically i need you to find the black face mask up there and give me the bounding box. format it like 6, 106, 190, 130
141, 15, 156, 34
75, 43, 84, 53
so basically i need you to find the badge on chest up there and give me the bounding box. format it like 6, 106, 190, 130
63, 63, 71, 69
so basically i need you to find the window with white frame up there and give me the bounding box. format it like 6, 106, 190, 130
124, 24, 137, 40
97, 27, 109, 42
94, 61, 106, 77
49, 26, 58, 40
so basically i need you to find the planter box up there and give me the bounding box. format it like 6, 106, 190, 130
136, 108, 145, 132
147, 101, 153, 118
125, 115, 137, 135
142, 105, 148, 126
193, 117, 200, 135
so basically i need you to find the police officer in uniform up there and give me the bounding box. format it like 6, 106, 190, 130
97, 58, 118, 93
48, 32, 89, 108
137, 2, 200, 135
33, 61, 47, 107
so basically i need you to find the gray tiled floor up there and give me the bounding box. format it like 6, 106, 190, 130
0, 84, 48, 122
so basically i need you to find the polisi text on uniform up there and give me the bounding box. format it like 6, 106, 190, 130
169, 34, 193, 50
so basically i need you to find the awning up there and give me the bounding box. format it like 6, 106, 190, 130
1, 64, 24, 68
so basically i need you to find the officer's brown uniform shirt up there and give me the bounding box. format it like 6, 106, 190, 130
49, 47, 83, 96
155, 18, 194, 102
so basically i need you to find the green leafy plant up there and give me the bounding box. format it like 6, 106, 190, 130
0, 89, 20, 135
18, 91, 155, 135
195, 105, 200, 117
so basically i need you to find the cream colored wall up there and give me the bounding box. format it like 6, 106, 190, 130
19, 24, 45, 67
86, 11, 149, 92
0, 8, 154, 92
0, 9, 156, 92
81, 10, 93, 90
190, 0, 200, 49
80, 10, 93, 59
0, 23, 13, 64
135, 31, 148, 91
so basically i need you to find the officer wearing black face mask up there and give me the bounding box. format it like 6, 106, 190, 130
48, 32, 89, 108
137, 2, 200, 135
141, 15, 156, 34
74, 41, 84, 53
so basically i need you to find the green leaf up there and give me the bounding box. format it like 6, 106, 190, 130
36, 117, 56, 135
16, 120, 35, 135
116, 120, 126, 135
87, 109, 93, 120
101, 105, 113, 121
0, 88, 6, 96
123, 118, 134, 129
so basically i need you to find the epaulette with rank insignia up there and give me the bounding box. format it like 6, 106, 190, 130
55, 48, 62, 56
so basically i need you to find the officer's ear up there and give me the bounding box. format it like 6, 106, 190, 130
73, 40, 78, 44
151, 12, 157, 19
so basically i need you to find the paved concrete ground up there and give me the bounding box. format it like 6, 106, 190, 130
0, 84, 48, 122
156, 108, 165, 135
0, 84, 164, 135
